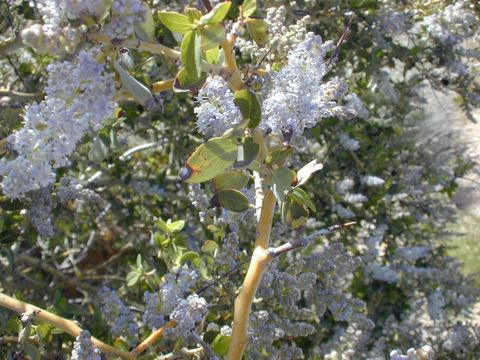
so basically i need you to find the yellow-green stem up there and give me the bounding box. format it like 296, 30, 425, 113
221, 40, 242, 91
227, 190, 276, 360
152, 78, 175, 93
0, 293, 136, 360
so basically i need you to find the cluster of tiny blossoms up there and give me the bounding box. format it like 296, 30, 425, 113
261, 35, 356, 137
0, 50, 116, 199
143, 266, 208, 339
236, 6, 312, 62
98, 287, 139, 344
21, 0, 146, 54
103, 0, 147, 39
194, 75, 243, 138
70, 330, 102, 360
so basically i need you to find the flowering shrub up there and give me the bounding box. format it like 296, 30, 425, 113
0, 0, 479, 359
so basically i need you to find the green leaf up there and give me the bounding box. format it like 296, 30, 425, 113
201, 240, 218, 254
210, 188, 250, 212
181, 30, 202, 79
158, 11, 194, 34
291, 187, 316, 213
174, 67, 207, 92
199, 2, 232, 25
178, 251, 200, 265
205, 47, 220, 64
234, 137, 259, 169
212, 171, 250, 191
157, 218, 170, 233
180, 137, 238, 183
201, 24, 226, 50
36, 323, 52, 340
296, 159, 323, 187
265, 146, 293, 166
233, 89, 262, 128
23, 341, 41, 360
136, 253, 142, 268
243, 0, 257, 17
272, 168, 297, 204
153, 257, 167, 277
167, 220, 185, 233
89, 136, 109, 162
126, 270, 141, 287
134, 2, 155, 41
113, 338, 131, 352
281, 194, 309, 229
211, 334, 232, 355
246, 18, 268, 47
113, 60, 154, 106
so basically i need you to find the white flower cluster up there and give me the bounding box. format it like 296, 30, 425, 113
98, 287, 139, 344
103, 0, 147, 39
236, 6, 312, 62
261, 36, 354, 137
0, 50, 116, 199
21, 0, 105, 54
71, 330, 102, 360
421, 0, 479, 45
194, 75, 242, 137
390, 345, 435, 360
64, 0, 108, 19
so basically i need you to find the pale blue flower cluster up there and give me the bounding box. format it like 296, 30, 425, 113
143, 266, 200, 331
0, 51, 116, 198
104, 0, 147, 39
194, 75, 242, 137
169, 294, 208, 337
98, 287, 139, 344
261, 36, 355, 137
71, 330, 102, 360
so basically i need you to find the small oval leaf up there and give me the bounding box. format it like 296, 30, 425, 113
246, 18, 268, 47
113, 60, 154, 106
158, 11, 194, 34
243, 0, 257, 17
272, 167, 297, 204
89, 136, 109, 162
233, 89, 262, 128
183, 137, 238, 183
181, 30, 202, 79
199, 2, 232, 25
201, 24, 227, 50
210, 188, 250, 212
233, 137, 259, 169
178, 251, 200, 265
297, 159, 323, 187
212, 171, 250, 191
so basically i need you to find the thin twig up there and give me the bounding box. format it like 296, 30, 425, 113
267, 222, 357, 257
190, 331, 219, 360
132, 320, 176, 355
326, 16, 354, 68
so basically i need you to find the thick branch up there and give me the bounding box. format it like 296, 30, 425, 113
227, 189, 276, 360
0, 293, 135, 360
